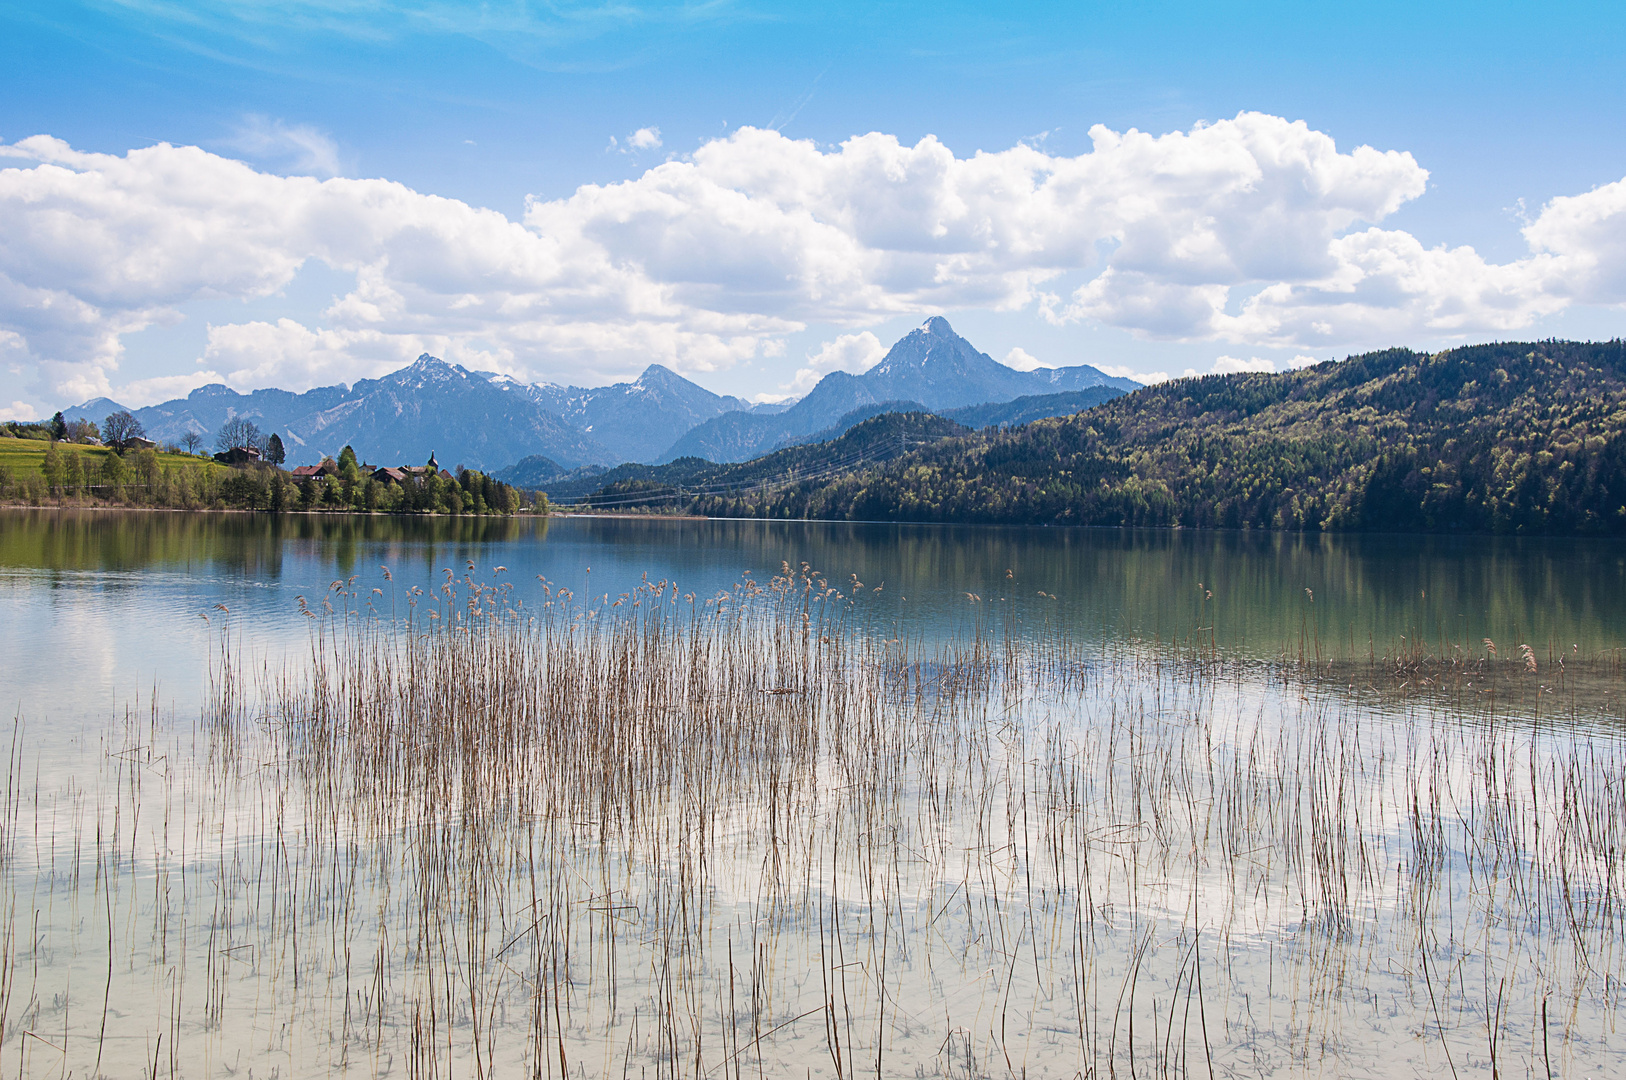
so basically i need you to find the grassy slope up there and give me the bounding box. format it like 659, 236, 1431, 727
0, 437, 227, 480
694, 341, 1626, 534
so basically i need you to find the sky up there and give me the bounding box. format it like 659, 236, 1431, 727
3, 0, 1626, 417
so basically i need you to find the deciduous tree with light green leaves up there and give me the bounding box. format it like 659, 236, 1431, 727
64, 448, 85, 494
42, 440, 64, 493
99, 449, 128, 491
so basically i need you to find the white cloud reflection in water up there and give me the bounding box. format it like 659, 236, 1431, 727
1, 556, 1620, 1078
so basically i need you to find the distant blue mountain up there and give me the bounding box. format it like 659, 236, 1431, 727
480, 363, 751, 464
660, 317, 1137, 462
63, 359, 603, 470
61, 357, 752, 471
57, 319, 1135, 472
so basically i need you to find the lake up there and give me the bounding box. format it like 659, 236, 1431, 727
1, 508, 1623, 1077
8, 508, 1626, 725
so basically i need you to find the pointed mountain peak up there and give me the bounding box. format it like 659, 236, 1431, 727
638, 363, 680, 384
872, 315, 978, 377
633, 364, 735, 405
385, 354, 471, 387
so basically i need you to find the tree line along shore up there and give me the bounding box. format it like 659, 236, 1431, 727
595, 340, 1626, 536
11, 339, 1626, 533
1, 414, 543, 516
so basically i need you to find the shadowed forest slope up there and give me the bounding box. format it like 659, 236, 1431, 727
558, 412, 969, 508
690, 341, 1626, 534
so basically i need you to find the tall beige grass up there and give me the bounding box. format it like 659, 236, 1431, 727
0, 563, 1622, 1077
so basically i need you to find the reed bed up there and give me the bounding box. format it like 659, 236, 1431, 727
2, 563, 1624, 1078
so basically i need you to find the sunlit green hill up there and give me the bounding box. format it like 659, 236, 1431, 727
689, 340, 1626, 534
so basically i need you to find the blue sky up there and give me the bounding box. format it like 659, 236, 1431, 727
3, 1, 1625, 413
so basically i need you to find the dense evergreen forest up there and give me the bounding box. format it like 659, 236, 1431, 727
683, 340, 1626, 534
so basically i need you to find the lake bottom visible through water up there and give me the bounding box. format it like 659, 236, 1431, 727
1, 510, 1623, 1077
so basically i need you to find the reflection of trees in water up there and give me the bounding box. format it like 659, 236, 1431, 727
0, 509, 545, 583
1, 509, 1620, 652
289, 513, 535, 580
0, 508, 277, 576
565, 519, 1626, 655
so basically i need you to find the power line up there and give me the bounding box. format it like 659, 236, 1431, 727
553, 432, 938, 509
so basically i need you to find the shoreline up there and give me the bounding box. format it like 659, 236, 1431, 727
0, 500, 725, 522
6, 501, 1626, 542
0, 501, 551, 519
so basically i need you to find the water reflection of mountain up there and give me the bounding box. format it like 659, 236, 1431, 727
3, 510, 1624, 655
558, 518, 1626, 655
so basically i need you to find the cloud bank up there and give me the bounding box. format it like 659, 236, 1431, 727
1, 112, 1623, 408
779, 331, 885, 397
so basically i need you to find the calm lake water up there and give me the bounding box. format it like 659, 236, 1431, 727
2, 508, 1624, 1078
5, 507, 1626, 727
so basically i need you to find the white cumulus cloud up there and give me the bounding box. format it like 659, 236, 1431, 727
628, 127, 663, 151
1212, 356, 1277, 374
1522, 176, 1626, 303
1211, 229, 1568, 347
115, 370, 229, 405
1003, 346, 1048, 371
3, 112, 1626, 412
782, 331, 886, 395
1093, 364, 1168, 385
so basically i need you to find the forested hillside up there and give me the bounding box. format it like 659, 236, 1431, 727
562, 411, 968, 508
689, 341, 1626, 534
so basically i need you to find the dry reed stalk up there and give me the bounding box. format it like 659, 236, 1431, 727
0, 568, 1623, 1076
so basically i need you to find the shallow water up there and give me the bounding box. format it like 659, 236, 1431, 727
7, 508, 1626, 724
1, 510, 1624, 1077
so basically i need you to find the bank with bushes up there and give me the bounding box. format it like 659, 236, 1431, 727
0, 437, 546, 516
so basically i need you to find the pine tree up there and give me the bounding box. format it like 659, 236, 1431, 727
266, 433, 286, 465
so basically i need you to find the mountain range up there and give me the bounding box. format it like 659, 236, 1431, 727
480, 364, 753, 464
61, 317, 1134, 472
660, 317, 1137, 462
65, 360, 750, 472
684, 339, 1626, 535
546, 411, 973, 507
